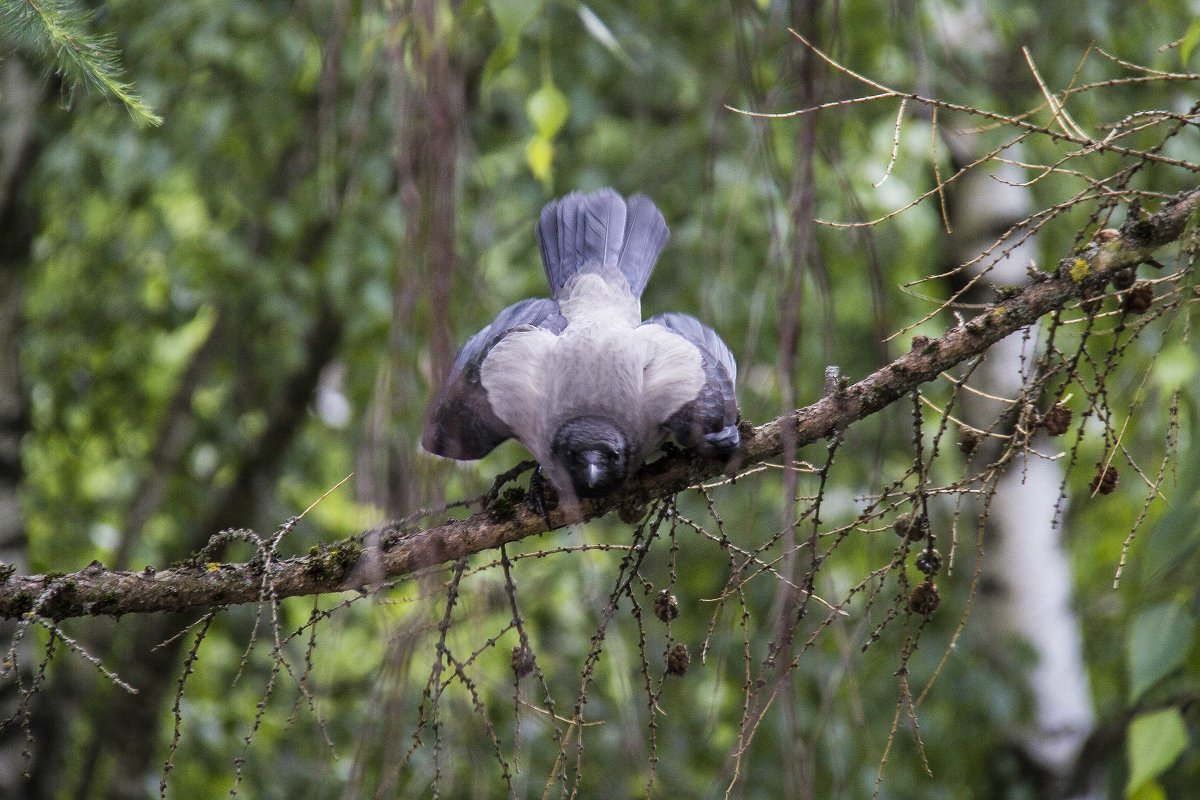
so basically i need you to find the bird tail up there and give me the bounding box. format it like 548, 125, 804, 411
536, 188, 669, 299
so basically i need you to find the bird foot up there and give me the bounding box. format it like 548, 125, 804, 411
703, 425, 741, 459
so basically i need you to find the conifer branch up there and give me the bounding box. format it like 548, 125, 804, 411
0, 187, 1196, 622
1, 0, 161, 125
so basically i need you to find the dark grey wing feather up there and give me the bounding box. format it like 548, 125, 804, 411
617, 195, 669, 298
423, 298, 566, 460
644, 312, 740, 458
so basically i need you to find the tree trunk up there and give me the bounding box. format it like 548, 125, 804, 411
0, 56, 53, 791
946, 143, 1098, 799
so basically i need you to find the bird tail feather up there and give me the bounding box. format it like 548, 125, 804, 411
536, 189, 668, 299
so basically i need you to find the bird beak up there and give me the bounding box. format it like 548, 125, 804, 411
585, 452, 602, 488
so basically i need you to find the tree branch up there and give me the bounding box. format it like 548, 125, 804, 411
3, 188, 1198, 621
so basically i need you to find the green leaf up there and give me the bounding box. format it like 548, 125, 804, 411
151, 304, 217, 372
577, 5, 634, 67
1126, 708, 1188, 796
1150, 342, 1196, 394
526, 81, 569, 139
1126, 601, 1195, 702
1142, 404, 1200, 582
525, 135, 553, 185
1180, 19, 1200, 67
1129, 780, 1167, 800
480, 35, 520, 89
487, 0, 542, 40
1142, 492, 1200, 581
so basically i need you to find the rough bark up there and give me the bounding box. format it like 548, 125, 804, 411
2, 186, 1195, 622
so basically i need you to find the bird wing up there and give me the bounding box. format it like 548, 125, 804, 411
477, 325, 561, 466
641, 312, 740, 457
422, 298, 566, 460
630, 323, 706, 440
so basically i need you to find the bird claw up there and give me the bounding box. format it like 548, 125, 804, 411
528, 465, 556, 531
703, 425, 741, 459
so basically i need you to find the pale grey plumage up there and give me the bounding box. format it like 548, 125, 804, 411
423, 189, 739, 500
421, 298, 566, 460
644, 312, 740, 456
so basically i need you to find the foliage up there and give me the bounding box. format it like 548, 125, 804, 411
4, 0, 1200, 798
0, 0, 160, 124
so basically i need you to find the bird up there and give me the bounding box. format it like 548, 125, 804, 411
422, 188, 740, 510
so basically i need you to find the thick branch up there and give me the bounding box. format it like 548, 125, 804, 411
4, 188, 1198, 621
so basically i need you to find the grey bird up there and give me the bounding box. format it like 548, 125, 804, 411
422, 188, 740, 506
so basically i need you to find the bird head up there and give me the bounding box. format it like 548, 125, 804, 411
550, 417, 631, 499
